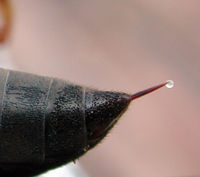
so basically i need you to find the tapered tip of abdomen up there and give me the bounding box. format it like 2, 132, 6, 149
85, 89, 131, 148
130, 80, 174, 101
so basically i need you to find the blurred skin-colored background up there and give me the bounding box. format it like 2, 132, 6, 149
1, 0, 200, 177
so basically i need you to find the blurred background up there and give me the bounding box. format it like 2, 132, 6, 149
1, 0, 200, 177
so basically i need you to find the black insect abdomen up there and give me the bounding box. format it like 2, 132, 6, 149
0, 68, 134, 176
0, 69, 51, 163
0, 68, 86, 164
45, 79, 86, 163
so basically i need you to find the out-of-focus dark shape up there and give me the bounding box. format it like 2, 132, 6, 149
0, 0, 11, 43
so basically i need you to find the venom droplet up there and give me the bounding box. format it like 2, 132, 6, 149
166, 80, 174, 88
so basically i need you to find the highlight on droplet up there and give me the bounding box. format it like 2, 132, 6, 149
165, 80, 174, 88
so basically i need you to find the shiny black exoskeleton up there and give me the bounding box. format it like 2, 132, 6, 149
0, 68, 132, 176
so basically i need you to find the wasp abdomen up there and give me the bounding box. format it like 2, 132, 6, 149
0, 69, 51, 163
0, 68, 134, 176
0, 68, 88, 165
45, 79, 86, 163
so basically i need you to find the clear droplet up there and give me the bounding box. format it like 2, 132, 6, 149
166, 80, 174, 88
